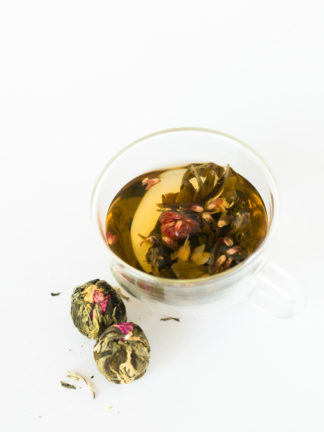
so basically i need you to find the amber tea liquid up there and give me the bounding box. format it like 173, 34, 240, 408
106, 163, 268, 279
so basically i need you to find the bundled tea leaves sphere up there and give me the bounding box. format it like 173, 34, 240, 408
71, 279, 127, 339
93, 322, 150, 384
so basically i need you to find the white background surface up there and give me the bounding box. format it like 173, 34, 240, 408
1, 1, 324, 431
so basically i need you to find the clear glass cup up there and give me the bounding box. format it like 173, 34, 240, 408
91, 127, 303, 318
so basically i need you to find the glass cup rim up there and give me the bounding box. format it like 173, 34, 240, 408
90, 127, 280, 286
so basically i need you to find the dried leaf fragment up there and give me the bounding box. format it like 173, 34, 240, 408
60, 381, 76, 390
160, 317, 180, 322
66, 371, 96, 399
51, 292, 61, 296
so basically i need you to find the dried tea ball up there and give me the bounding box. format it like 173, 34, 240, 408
93, 322, 150, 384
71, 279, 127, 339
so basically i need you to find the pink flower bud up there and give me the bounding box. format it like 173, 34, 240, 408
160, 211, 199, 240
113, 322, 134, 335
93, 290, 110, 314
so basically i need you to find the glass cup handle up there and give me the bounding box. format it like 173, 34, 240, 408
247, 261, 305, 318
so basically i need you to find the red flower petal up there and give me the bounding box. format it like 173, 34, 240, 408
160, 211, 199, 240
113, 322, 134, 335
93, 289, 105, 304
93, 290, 110, 314
160, 211, 182, 224
98, 295, 109, 314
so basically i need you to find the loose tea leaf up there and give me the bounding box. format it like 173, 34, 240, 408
160, 317, 180, 322
93, 322, 150, 384
71, 279, 127, 339
60, 381, 76, 390
106, 162, 268, 279
51, 292, 61, 296
66, 371, 95, 399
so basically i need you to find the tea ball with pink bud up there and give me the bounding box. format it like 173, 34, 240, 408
71, 279, 127, 339
93, 322, 150, 384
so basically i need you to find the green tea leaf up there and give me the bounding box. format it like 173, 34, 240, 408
161, 192, 179, 205
171, 260, 206, 279
201, 168, 217, 198
176, 180, 196, 204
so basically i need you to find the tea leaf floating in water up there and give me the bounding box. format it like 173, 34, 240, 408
93, 322, 150, 384
71, 279, 127, 339
106, 163, 268, 279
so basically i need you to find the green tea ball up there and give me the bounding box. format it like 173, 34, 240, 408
71, 279, 127, 339
93, 322, 150, 384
